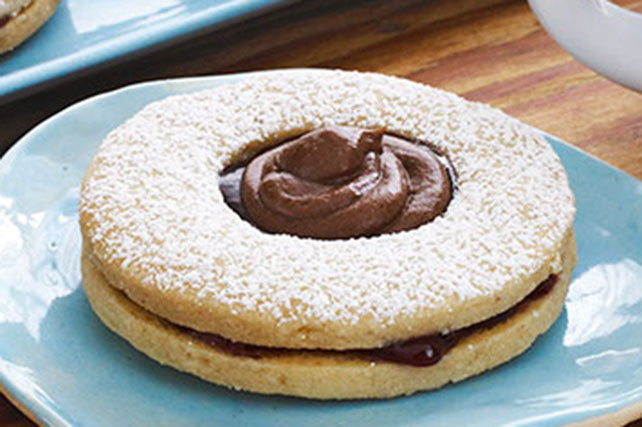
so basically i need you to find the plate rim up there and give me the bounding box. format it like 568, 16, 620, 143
0, 0, 297, 103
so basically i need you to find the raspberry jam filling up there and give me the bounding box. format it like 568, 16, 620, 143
0, 15, 11, 29
171, 275, 558, 366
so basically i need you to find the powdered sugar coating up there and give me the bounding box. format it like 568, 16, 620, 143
80, 70, 575, 349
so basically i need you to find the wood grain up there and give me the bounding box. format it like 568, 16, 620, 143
1, 0, 641, 424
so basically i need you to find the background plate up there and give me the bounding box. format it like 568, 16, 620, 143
1, 70, 641, 426
0, 0, 292, 102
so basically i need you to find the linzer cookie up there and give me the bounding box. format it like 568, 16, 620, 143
79, 70, 576, 399
0, 0, 60, 54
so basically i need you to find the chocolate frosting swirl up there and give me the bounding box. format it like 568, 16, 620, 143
224, 126, 453, 239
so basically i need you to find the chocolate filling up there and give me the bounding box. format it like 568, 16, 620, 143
172, 275, 557, 366
219, 126, 456, 239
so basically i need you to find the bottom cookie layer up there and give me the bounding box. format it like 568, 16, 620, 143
81, 236, 576, 399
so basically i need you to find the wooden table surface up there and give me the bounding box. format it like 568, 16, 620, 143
1, 0, 641, 425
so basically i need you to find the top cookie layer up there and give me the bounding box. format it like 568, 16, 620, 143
80, 70, 575, 349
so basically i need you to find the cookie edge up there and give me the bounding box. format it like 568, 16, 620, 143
81, 233, 576, 399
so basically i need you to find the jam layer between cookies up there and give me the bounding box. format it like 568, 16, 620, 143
169, 274, 557, 367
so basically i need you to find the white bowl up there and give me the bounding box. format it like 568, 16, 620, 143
529, 0, 642, 92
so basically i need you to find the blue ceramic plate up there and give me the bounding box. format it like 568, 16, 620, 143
1, 70, 641, 426
0, 0, 292, 102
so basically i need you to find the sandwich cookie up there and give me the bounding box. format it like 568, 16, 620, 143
80, 70, 576, 399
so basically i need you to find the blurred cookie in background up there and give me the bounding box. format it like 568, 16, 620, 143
0, 0, 60, 54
